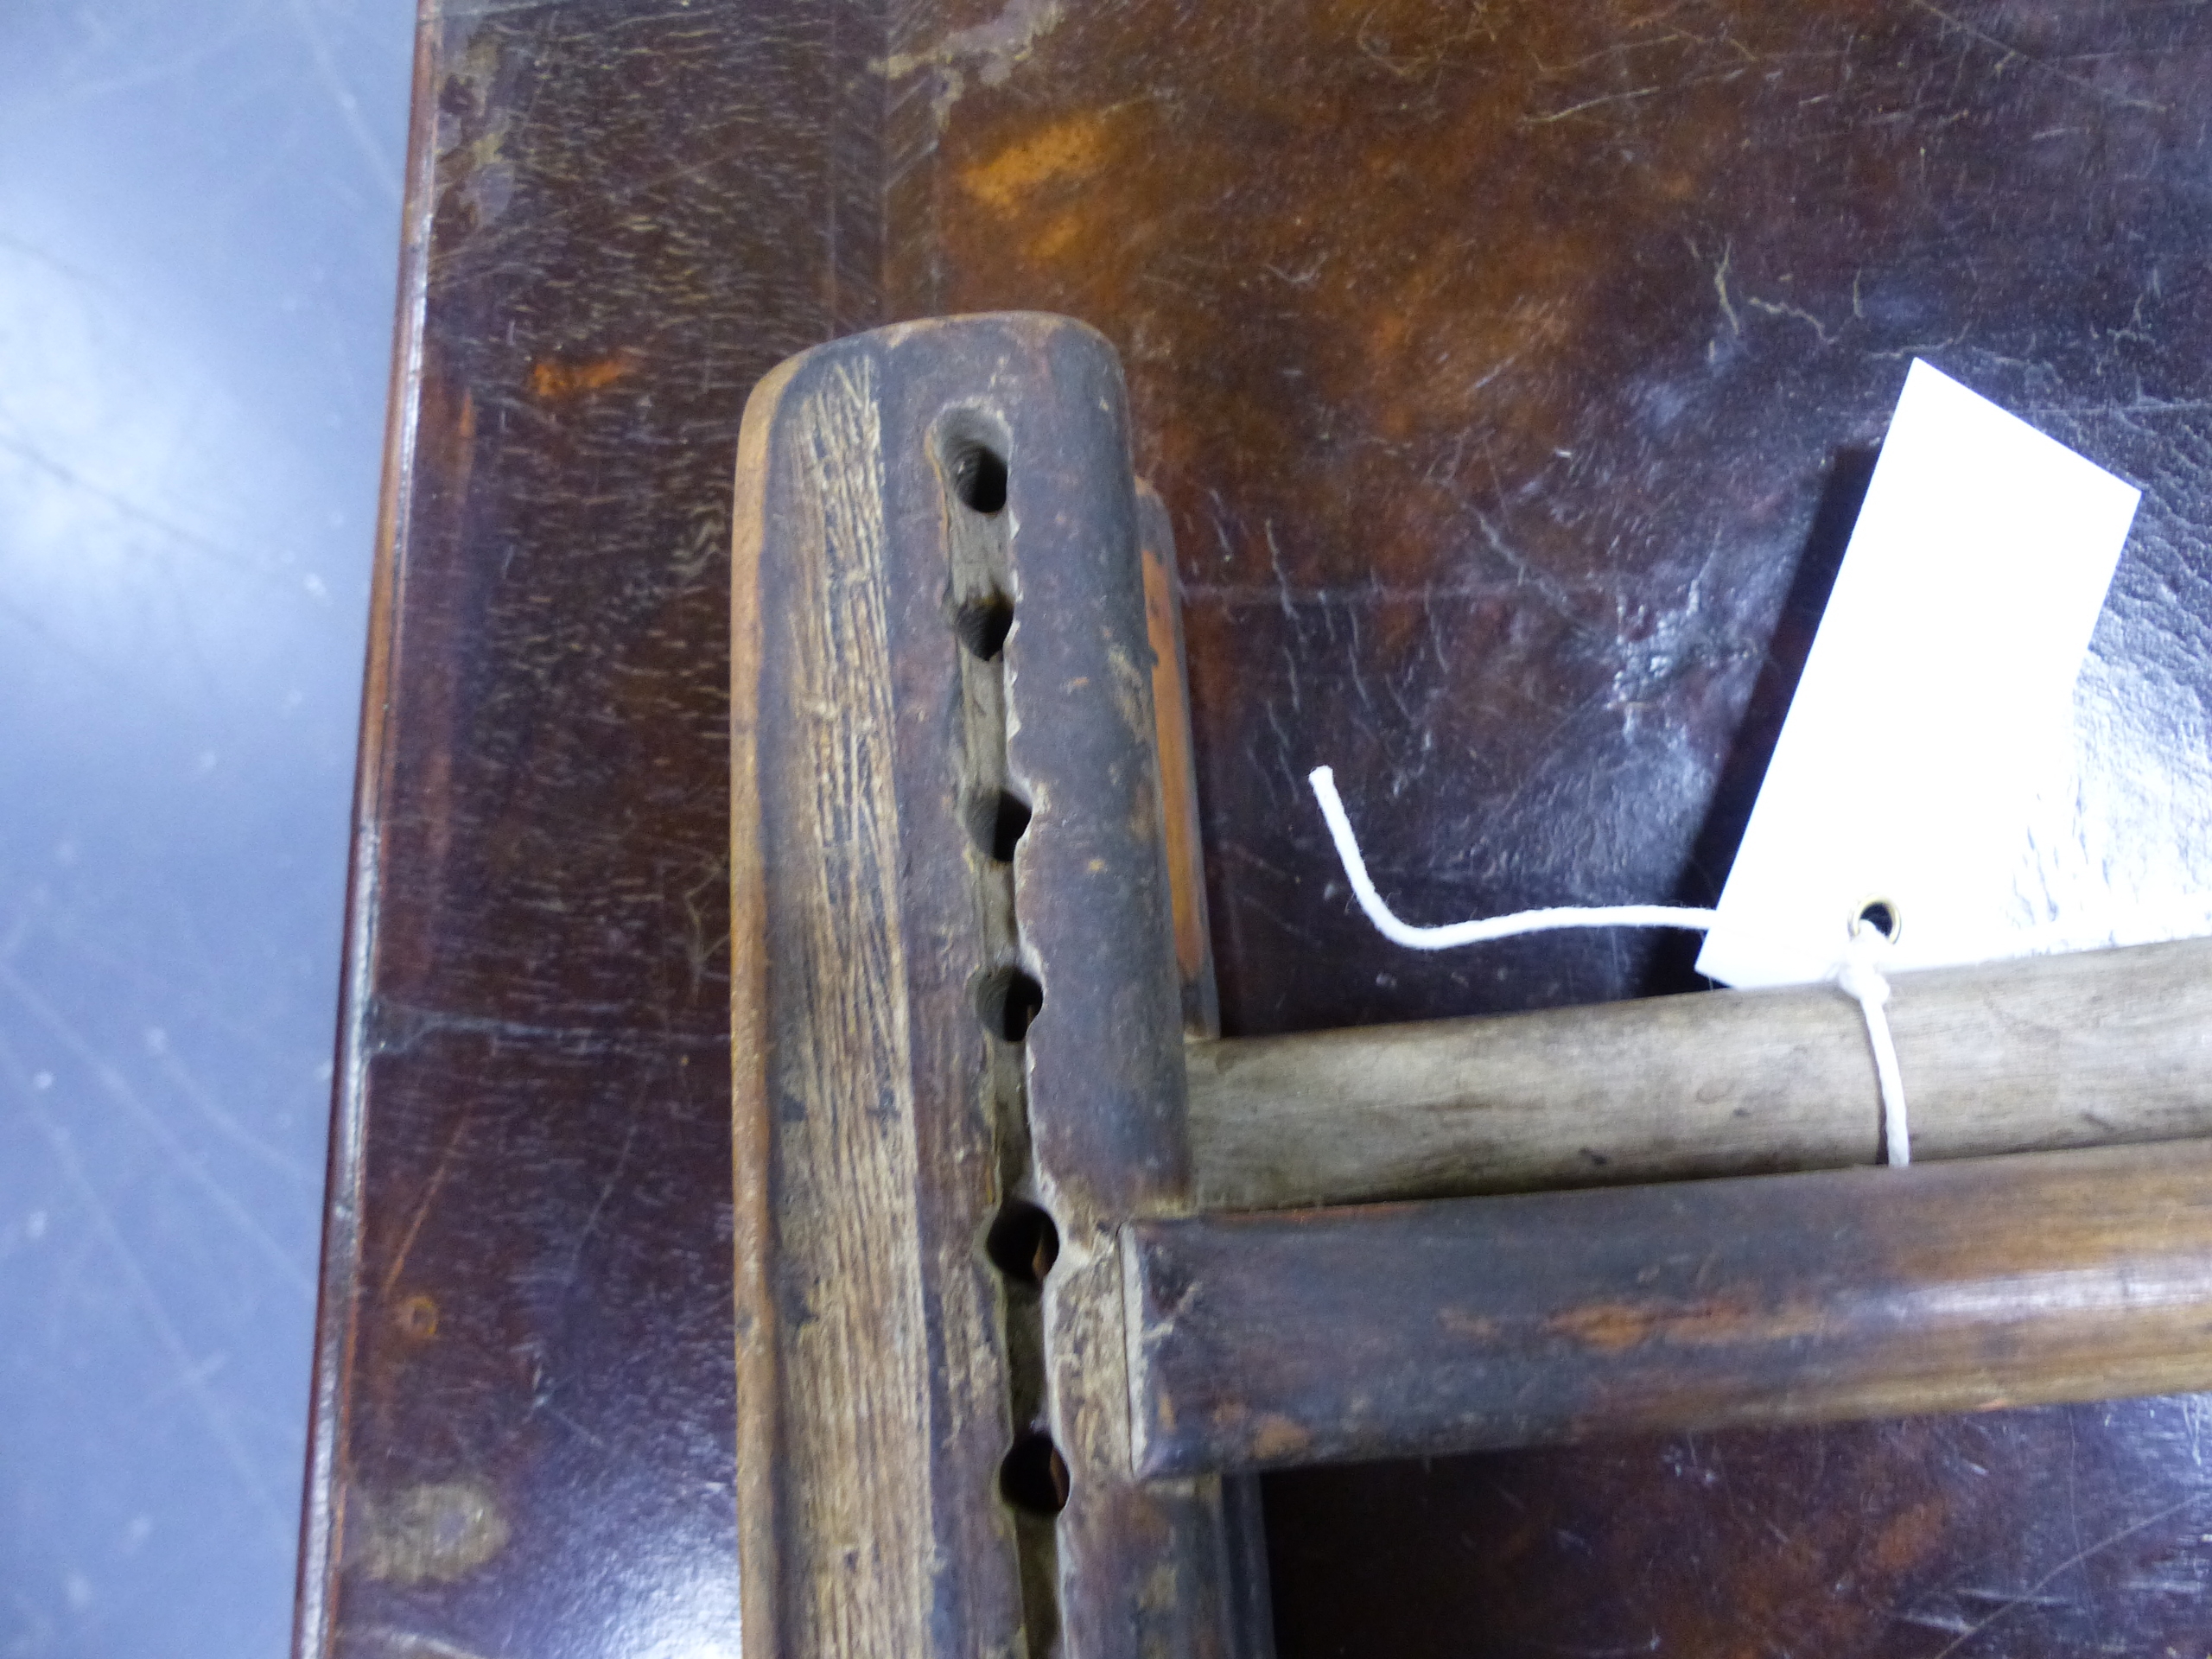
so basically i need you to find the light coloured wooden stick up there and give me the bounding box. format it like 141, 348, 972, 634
1186, 935, 2212, 1211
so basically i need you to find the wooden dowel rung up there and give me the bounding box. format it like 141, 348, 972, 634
1124, 1139, 2212, 1478
1186, 935, 2212, 1211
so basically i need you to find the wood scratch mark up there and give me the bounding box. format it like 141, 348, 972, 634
875, 0, 1066, 124
1931, 1492, 2205, 1657
0, 588, 138, 689
1895, 1609, 1978, 1634
1264, 519, 1300, 628
1713, 239, 1742, 336
1745, 295, 1834, 345
379, 1104, 475, 1299
1904, 0, 2166, 113
561, 1107, 642, 1291
1524, 84, 1662, 124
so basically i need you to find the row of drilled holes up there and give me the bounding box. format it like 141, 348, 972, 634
949, 434, 1071, 1523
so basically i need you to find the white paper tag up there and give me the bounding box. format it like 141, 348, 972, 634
1696, 360, 2140, 988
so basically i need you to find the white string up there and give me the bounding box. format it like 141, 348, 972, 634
1836, 919, 1911, 1166
1309, 764, 1912, 1165
1307, 767, 1718, 949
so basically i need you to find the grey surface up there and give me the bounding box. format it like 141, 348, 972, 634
0, 3, 411, 1652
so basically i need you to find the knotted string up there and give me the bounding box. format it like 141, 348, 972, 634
1309, 765, 1912, 1166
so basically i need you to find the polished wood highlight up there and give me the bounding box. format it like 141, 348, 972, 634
1141, 483, 1223, 1043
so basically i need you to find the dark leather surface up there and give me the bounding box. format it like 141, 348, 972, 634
896, 0, 2212, 1035
312, 1, 2212, 1653
1268, 1398, 2212, 1658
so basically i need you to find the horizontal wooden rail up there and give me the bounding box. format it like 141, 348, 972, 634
1125, 1139, 2212, 1478
1185, 935, 2212, 1210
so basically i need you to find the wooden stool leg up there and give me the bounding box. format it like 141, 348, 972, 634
732, 315, 1257, 1659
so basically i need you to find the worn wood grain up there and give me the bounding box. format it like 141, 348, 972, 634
1128, 1138, 2212, 1479
731, 335, 1024, 1659
975, 318, 1248, 1659
317, 0, 2212, 1653
1188, 934, 2212, 1210
780, 360, 929, 1653
728, 346, 782, 1659
734, 315, 1251, 1659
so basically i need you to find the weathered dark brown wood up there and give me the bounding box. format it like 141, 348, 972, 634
730, 328, 1030, 1658
313, 0, 2212, 1653
1128, 1139, 2212, 1479
1188, 934, 2212, 1209
979, 319, 1247, 1659
732, 314, 1244, 1659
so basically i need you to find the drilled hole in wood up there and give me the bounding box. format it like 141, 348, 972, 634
948, 441, 1008, 514
955, 592, 1015, 660
973, 965, 1045, 1043
1000, 1431, 1071, 1517
986, 1198, 1060, 1286
965, 787, 1033, 863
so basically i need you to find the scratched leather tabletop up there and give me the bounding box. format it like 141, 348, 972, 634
303, 2, 2212, 1656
